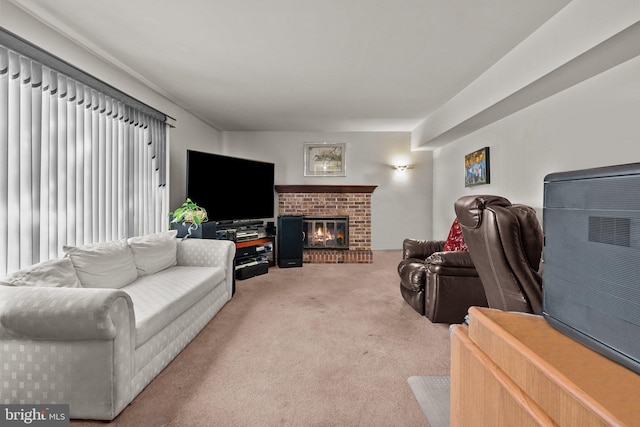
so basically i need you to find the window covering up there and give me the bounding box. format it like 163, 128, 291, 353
0, 29, 169, 276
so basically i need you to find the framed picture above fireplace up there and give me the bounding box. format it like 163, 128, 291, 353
304, 142, 346, 177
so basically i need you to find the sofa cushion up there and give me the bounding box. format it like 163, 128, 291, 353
7, 257, 82, 288
64, 239, 138, 288
443, 218, 468, 252
123, 266, 225, 347
127, 230, 178, 276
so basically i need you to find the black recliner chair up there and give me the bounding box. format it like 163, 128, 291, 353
398, 222, 488, 323
454, 195, 543, 315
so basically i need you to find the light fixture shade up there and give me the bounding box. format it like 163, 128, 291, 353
390, 164, 414, 172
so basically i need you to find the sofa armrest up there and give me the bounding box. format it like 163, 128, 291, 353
398, 259, 427, 292
0, 285, 136, 419
176, 238, 235, 267
176, 238, 236, 297
426, 251, 476, 268
0, 286, 134, 340
425, 251, 479, 277
402, 238, 446, 260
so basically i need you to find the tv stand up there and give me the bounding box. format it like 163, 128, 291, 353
229, 218, 275, 280
211, 219, 275, 280
235, 237, 274, 280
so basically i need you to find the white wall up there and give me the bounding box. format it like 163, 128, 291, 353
428, 2, 640, 238
0, 0, 223, 211
0, 4, 433, 250
221, 132, 433, 249
413, 0, 640, 149
432, 54, 640, 237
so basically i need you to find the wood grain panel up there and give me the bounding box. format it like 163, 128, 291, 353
451, 325, 557, 427
460, 307, 640, 426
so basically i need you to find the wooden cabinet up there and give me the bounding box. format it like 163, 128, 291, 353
450, 307, 640, 427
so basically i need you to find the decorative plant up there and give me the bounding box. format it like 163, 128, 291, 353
169, 198, 208, 237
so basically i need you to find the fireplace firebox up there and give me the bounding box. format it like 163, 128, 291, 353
303, 216, 349, 249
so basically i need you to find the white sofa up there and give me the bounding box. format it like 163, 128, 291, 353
0, 231, 235, 420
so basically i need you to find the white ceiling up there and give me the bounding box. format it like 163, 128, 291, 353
12, 0, 571, 132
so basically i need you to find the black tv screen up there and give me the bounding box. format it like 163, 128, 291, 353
186, 150, 275, 222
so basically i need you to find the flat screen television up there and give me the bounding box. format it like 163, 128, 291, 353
186, 150, 275, 222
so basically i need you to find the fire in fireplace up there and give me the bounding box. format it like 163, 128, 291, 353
303, 216, 349, 249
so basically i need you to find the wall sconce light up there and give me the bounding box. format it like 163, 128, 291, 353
390, 164, 414, 173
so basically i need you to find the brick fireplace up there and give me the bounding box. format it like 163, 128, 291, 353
275, 185, 377, 263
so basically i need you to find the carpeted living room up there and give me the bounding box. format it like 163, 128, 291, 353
72, 250, 451, 426
2, 1, 640, 426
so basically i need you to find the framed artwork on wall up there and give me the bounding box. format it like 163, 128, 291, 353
304, 142, 346, 177
465, 147, 490, 186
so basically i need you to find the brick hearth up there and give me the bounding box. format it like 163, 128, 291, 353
275, 185, 377, 263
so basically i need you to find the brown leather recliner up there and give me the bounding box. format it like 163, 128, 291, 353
454, 195, 543, 315
398, 238, 488, 323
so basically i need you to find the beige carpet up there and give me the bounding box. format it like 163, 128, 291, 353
72, 250, 451, 427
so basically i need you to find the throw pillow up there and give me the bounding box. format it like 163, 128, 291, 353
127, 230, 178, 276
443, 218, 468, 252
7, 257, 82, 288
64, 239, 138, 288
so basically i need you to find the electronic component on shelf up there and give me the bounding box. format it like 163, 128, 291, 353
235, 230, 259, 242
234, 257, 269, 270
235, 262, 268, 280
216, 229, 236, 241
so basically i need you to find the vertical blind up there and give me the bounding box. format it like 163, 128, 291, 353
0, 41, 169, 276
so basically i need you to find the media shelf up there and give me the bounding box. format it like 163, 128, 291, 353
208, 218, 275, 280
234, 236, 275, 280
